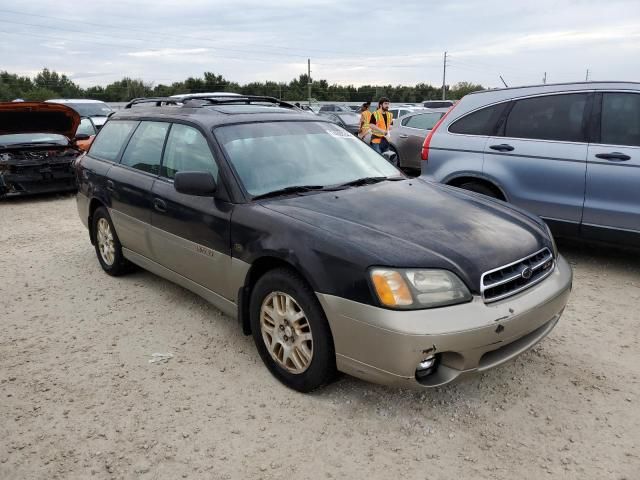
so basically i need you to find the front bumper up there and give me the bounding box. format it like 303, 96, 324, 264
0, 166, 76, 197
317, 255, 572, 388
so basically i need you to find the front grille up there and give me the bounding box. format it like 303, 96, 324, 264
481, 248, 555, 303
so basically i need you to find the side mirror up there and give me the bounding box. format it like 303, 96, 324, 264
174, 171, 216, 196
74, 134, 91, 142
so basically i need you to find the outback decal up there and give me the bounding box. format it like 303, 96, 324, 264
195, 244, 215, 257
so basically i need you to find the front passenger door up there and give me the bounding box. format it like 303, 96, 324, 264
150, 123, 235, 300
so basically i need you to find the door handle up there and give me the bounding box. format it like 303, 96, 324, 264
398, 134, 409, 139
153, 198, 167, 213
106, 180, 114, 192
595, 152, 631, 161
489, 144, 515, 152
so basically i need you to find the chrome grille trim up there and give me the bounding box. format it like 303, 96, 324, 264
481, 248, 555, 303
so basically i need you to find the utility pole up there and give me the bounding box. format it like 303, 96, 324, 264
308, 58, 312, 106
441, 51, 448, 100
543, 72, 547, 84
585, 69, 590, 82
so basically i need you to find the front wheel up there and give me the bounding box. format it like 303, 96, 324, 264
250, 268, 336, 392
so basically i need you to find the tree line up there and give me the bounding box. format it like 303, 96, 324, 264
0, 68, 485, 103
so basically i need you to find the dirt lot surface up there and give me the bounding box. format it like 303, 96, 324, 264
1, 194, 638, 480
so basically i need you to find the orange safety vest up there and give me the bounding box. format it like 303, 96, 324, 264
359, 110, 372, 135
371, 110, 393, 143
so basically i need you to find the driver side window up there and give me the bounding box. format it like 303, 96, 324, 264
161, 124, 218, 180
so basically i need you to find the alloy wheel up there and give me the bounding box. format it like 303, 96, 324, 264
260, 291, 314, 374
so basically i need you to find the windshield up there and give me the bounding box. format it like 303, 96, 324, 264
65, 102, 113, 117
0, 133, 68, 146
216, 121, 400, 197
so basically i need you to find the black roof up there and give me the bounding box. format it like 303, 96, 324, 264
113, 95, 326, 129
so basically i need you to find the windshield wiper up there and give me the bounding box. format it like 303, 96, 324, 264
252, 185, 325, 200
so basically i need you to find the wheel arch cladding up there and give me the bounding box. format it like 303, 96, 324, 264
238, 256, 318, 336
447, 176, 506, 200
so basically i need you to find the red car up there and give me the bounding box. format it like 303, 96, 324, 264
0, 102, 88, 197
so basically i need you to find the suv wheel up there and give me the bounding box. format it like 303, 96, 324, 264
92, 207, 131, 276
458, 181, 501, 199
250, 268, 336, 392
389, 146, 401, 168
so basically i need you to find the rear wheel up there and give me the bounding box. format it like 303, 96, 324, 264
457, 181, 502, 200
92, 207, 131, 276
389, 145, 401, 168
250, 268, 336, 392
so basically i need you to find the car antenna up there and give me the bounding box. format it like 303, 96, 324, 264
499, 76, 509, 88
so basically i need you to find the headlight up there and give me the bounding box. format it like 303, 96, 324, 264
371, 268, 472, 309
544, 222, 558, 258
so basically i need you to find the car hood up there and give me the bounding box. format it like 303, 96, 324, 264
262, 178, 551, 292
0, 102, 80, 138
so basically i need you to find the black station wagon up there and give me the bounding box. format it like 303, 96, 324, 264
76, 96, 572, 392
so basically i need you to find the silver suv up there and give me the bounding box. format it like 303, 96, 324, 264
422, 82, 640, 247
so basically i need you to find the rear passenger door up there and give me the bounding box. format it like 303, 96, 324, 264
583, 92, 640, 244
107, 121, 170, 259
150, 123, 235, 300
483, 93, 591, 235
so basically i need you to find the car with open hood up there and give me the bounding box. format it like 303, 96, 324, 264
75, 95, 572, 392
0, 102, 87, 198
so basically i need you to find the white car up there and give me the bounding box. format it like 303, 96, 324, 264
46, 99, 113, 130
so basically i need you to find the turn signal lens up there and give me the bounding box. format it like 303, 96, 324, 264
371, 269, 413, 307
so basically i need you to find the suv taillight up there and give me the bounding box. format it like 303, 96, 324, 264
421, 105, 457, 161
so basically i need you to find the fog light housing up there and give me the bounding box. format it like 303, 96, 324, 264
415, 354, 439, 380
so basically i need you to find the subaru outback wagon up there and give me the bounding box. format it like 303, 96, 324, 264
421, 81, 640, 248
75, 95, 572, 392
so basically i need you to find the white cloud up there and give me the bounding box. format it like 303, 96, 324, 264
126, 48, 209, 58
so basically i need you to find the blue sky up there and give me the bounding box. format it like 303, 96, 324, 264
1, 0, 639, 88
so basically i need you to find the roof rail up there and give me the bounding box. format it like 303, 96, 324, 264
180, 95, 297, 109
124, 97, 181, 109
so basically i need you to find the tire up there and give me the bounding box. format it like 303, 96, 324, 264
458, 181, 501, 199
91, 206, 132, 276
249, 268, 336, 392
389, 145, 401, 168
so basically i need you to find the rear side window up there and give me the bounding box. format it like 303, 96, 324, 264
505, 93, 588, 142
403, 112, 444, 130
601, 93, 640, 147
161, 124, 218, 179
120, 121, 170, 175
89, 120, 138, 161
449, 102, 509, 135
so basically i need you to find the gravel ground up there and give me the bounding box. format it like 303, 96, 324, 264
1, 194, 638, 480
